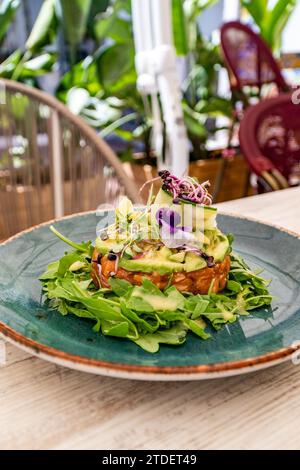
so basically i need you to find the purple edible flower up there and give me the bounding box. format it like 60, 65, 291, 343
155, 205, 215, 267
156, 208, 181, 232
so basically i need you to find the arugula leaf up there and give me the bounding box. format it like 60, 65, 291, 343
57, 253, 85, 277
50, 225, 93, 255
128, 282, 186, 313
66, 304, 97, 320
227, 280, 242, 293
45, 282, 80, 302
120, 299, 159, 333
49, 298, 69, 315
93, 320, 101, 332
134, 323, 188, 353
141, 278, 163, 296
191, 300, 210, 319
126, 296, 155, 313
158, 310, 187, 322
69, 261, 87, 272
77, 279, 92, 290
80, 297, 123, 322
109, 278, 133, 297
185, 319, 211, 339
39, 261, 59, 280
164, 286, 185, 310
101, 320, 130, 338
227, 233, 235, 246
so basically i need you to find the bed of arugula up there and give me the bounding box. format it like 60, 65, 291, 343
40, 230, 273, 353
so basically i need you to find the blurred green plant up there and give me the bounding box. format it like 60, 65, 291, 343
182, 33, 233, 159
0, 0, 232, 161
242, 0, 296, 52
0, 0, 110, 82
173, 0, 219, 54
56, 0, 92, 65
172, 0, 232, 159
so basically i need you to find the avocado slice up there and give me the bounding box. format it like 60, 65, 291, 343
118, 229, 230, 275
184, 252, 207, 272
95, 237, 124, 255
119, 245, 189, 274
118, 241, 228, 274
131, 286, 184, 311
119, 257, 185, 275
97, 228, 229, 275
159, 246, 173, 258
205, 233, 229, 262
169, 252, 186, 263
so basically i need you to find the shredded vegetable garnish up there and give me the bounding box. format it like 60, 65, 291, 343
183, 246, 215, 268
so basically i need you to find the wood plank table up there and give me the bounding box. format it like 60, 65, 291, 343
1, 187, 300, 450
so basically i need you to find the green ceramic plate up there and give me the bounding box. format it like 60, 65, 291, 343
1, 212, 300, 381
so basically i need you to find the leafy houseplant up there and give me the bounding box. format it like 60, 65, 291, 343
0, 0, 255, 202
171, 0, 233, 160
181, 32, 233, 160
241, 0, 297, 53
0, 0, 20, 46
0, 0, 233, 162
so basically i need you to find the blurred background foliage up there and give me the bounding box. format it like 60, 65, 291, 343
241, 0, 297, 53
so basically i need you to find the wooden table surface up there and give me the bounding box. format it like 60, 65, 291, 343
1, 187, 300, 450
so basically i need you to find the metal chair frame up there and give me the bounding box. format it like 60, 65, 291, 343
0, 79, 140, 239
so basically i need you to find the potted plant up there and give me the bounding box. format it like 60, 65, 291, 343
0, 0, 295, 202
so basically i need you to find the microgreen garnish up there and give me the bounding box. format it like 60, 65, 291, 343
158, 170, 212, 205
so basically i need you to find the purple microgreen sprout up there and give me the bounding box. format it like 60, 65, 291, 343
158, 171, 213, 205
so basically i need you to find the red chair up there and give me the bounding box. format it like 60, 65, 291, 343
239, 93, 300, 192
221, 21, 289, 104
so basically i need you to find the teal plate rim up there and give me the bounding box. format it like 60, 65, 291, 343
1, 210, 300, 381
